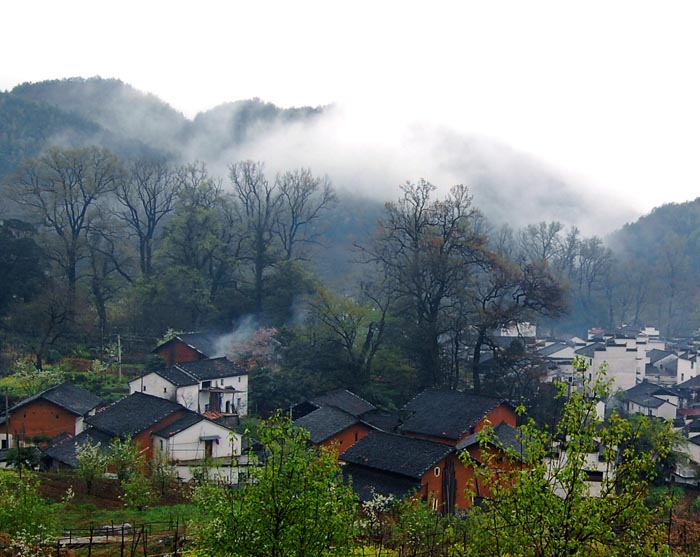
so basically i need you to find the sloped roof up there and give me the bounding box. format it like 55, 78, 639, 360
361, 410, 402, 433
399, 390, 504, 441
85, 392, 186, 437
647, 349, 674, 365
342, 465, 421, 502
152, 413, 205, 438
151, 357, 248, 387
153, 332, 220, 358
622, 381, 677, 409
310, 389, 376, 417
575, 342, 607, 357
294, 406, 360, 444
12, 382, 102, 416
176, 357, 247, 380
455, 422, 525, 460
537, 342, 571, 358
678, 375, 700, 390
340, 430, 453, 479
154, 366, 199, 387
42, 429, 114, 468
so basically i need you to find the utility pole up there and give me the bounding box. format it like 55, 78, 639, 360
117, 334, 122, 380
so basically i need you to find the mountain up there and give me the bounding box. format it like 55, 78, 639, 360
10, 77, 189, 155
0, 91, 100, 177
0, 76, 633, 238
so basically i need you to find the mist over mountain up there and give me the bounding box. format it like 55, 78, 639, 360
0, 77, 636, 236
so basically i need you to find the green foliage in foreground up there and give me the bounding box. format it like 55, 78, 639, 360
193, 414, 357, 557
0, 470, 57, 538
462, 356, 676, 557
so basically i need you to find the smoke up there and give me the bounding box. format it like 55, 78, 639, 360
213, 315, 260, 359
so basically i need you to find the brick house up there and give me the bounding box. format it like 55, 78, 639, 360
152, 332, 220, 366
340, 430, 467, 512
294, 405, 374, 451
398, 390, 517, 446
0, 382, 102, 448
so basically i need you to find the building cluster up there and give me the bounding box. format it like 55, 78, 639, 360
3, 323, 700, 509
0, 332, 250, 482
528, 324, 700, 483
292, 388, 521, 512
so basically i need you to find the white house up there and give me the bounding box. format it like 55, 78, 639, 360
151, 412, 243, 482
621, 381, 678, 420
129, 357, 248, 416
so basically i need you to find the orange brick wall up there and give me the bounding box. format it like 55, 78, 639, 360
0, 400, 78, 442
321, 423, 372, 453
156, 342, 205, 366
406, 403, 518, 447
476, 404, 517, 432
133, 409, 189, 460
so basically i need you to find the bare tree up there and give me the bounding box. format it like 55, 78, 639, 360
230, 161, 282, 316
12, 147, 122, 317
275, 168, 336, 261
364, 180, 487, 387
114, 156, 179, 276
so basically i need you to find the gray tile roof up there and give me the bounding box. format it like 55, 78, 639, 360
85, 392, 186, 437
153, 357, 248, 387
340, 430, 453, 479
647, 349, 674, 365
399, 390, 504, 441
42, 429, 114, 468
176, 357, 247, 380
574, 343, 606, 357
536, 342, 570, 358
12, 382, 102, 416
678, 375, 700, 390
294, 406, 360, 444
342, 465, 421, 502
311, 389, 376, 417
153, 331, 221, 358
622, 381, 676, 409
152, 413, 205, 438
456, 422, 525, 461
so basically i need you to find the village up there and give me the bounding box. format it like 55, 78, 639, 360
2, 322, 700, 515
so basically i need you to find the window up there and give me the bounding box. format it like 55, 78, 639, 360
142, 385, 146, 392
238, 376, 241, 383
220, 379, 224, 386
160, 439, 164, 450
434, 466, 441, 477
163, 387, 167, 394
202, 381, 211, 388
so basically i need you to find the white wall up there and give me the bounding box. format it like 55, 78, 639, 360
154, 420, 241, 463
128, 373, 177, 400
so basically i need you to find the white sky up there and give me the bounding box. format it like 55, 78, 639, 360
2, 0, 700, 217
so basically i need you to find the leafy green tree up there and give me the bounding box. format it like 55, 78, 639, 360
121, 470, 152, 511
150, 448, 178, 496
7, 357, 64, 397
194, 414, 357, 557
0, 470, 56, 537
463, 357, 675, 556
75, 440, 107, 495
107, 435, 142, 482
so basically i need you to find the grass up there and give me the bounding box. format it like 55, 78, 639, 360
56, 502, 197, 531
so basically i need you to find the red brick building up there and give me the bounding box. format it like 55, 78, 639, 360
0, 383, 102, 448
153, 332, 218, 366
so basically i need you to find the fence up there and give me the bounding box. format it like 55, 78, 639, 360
52, 519, 188, 557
